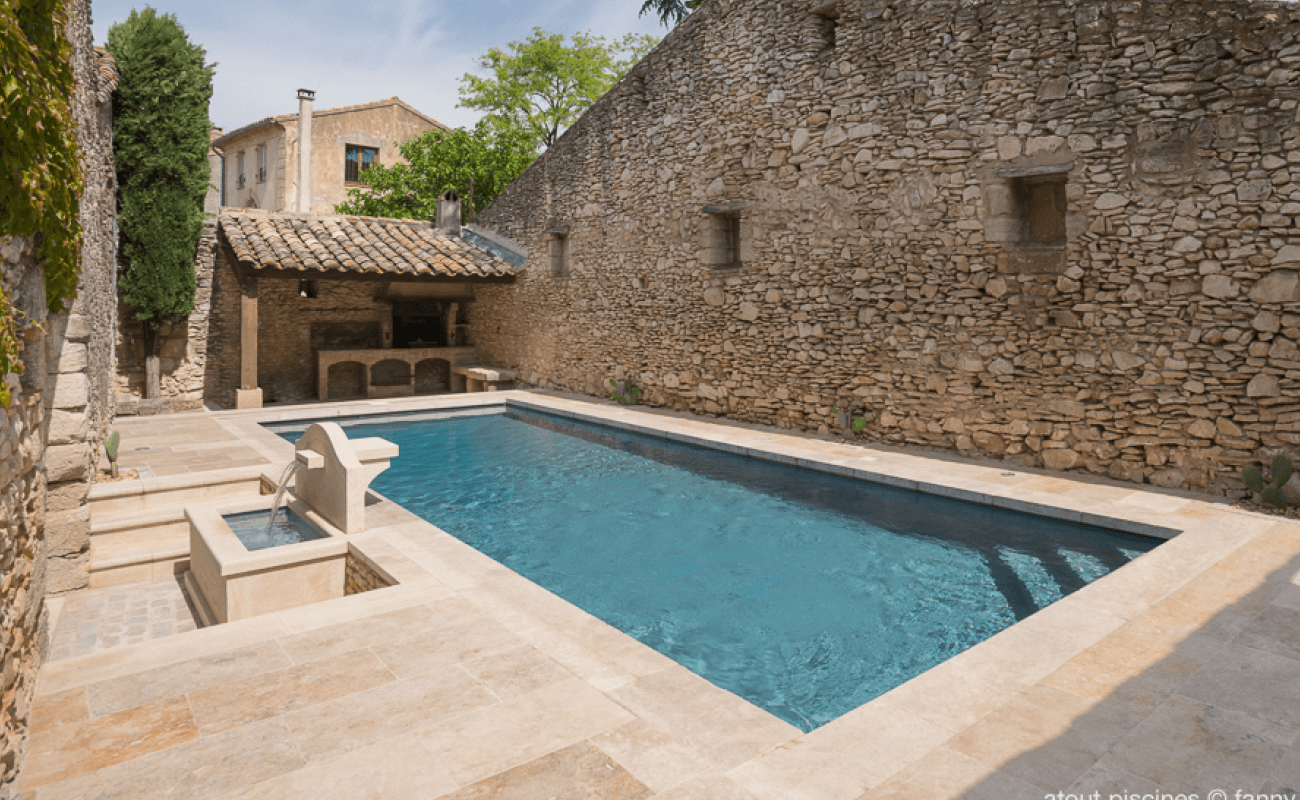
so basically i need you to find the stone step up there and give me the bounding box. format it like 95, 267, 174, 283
87, 465, 276, 588
91, 506, 190, 554
89, 465, 270, 515
89, 542, 191, 588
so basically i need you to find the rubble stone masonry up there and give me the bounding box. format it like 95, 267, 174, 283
44, 0, 119, 595
115, 221, 214, 414
0, 238, 50, 795
2, 0, 116, 791
475, 0, 1300, 496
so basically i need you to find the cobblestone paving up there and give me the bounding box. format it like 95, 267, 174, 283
47, 576, 199, 662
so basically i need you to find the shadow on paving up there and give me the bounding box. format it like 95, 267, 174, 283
891, 541, 1300, 800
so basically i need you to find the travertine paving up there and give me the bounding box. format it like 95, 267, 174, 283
111, 414, 269, 477
19, 392, 1300, 799
46, 577, 198, 662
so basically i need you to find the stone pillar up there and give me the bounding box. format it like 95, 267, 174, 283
144, 354, 160, 399
44, 307, 93, 594
318, 356, 329, 401
235, 276, 261, 409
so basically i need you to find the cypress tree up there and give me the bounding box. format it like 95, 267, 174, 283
107, 7, 213, 394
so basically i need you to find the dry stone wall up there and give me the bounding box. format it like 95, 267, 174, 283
115, 221, 214, 415
0, 237, 50, 795
44, 0, 119, 594
476, 0, 1300, 496
3, 0, 117, 789
344, 551, 392, 595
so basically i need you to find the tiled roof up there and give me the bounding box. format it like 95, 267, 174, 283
93, 47, 119, 104
219, 210, 519, 279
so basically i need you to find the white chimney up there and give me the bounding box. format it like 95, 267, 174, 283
297, 89, 314, 213
436, 189, 461, 235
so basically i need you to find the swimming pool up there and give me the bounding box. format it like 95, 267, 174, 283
269, 407, 1160, 732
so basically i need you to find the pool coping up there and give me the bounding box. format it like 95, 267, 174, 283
31, 389, 1300, 799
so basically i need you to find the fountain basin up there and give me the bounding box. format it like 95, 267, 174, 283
223, 507, 327, 551
187, 495, 349, 624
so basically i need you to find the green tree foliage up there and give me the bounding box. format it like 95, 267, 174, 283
107, 6, 213, 355
638, 0, 700, 27
0, 0, 82, 306
459, 28, 657, 149
0, 0, 82, 407
335, 121, 538, 222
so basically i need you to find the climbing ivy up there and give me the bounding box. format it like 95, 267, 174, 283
0, 0, 85, 407
0, 291, 21, 409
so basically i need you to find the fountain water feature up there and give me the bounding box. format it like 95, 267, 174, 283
265, 460, 303, 537
185, 422, 399, 624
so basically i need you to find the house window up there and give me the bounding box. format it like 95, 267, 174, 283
546, 226, 570, 277
813, 1, 839, 50
256, 146, 267, 183
701, 203, 747, 270
236, 151, 246, 189
298, 279, 318, 298
345, 145, 379, 184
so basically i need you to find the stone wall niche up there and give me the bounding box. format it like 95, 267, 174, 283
812, 1, 840, 51
701, 203, 748, 270
987, 164, 1074, 276
546, 224, 570, 277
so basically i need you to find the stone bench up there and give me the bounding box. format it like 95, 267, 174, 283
451, 365, 517, 393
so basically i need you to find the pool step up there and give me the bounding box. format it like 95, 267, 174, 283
87, 465, 275, 588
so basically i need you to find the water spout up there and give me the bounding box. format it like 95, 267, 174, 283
266, 460, 303, 537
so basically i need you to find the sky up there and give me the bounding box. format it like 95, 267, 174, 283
90, 0, 668, 133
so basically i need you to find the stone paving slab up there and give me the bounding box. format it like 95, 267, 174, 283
46, 576, 199, 662
20, 391, 1300, 799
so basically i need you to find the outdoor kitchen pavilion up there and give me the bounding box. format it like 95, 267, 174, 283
215, 194, 524, 408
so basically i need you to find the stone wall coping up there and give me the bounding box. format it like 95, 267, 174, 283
88, 464, 269, 502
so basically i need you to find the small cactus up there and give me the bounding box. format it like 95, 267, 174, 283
609, 378, 641, 406
833, 405, 871, 435
104, 430, 121, 479
1243, 453, 1293, 510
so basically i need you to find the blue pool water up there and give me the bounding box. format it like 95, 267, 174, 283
269, 408, 1159, 731
224, 508, 325, 551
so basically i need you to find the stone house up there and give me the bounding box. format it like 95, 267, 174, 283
212, 94, 447, 213
117, 94, 453, 411
204, 200, 522, 409
470, 0, 1300, 498
1, 6, 119, 792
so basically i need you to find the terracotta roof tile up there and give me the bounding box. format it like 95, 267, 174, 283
218, 210, 519, 279
93, 47, 119, 104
